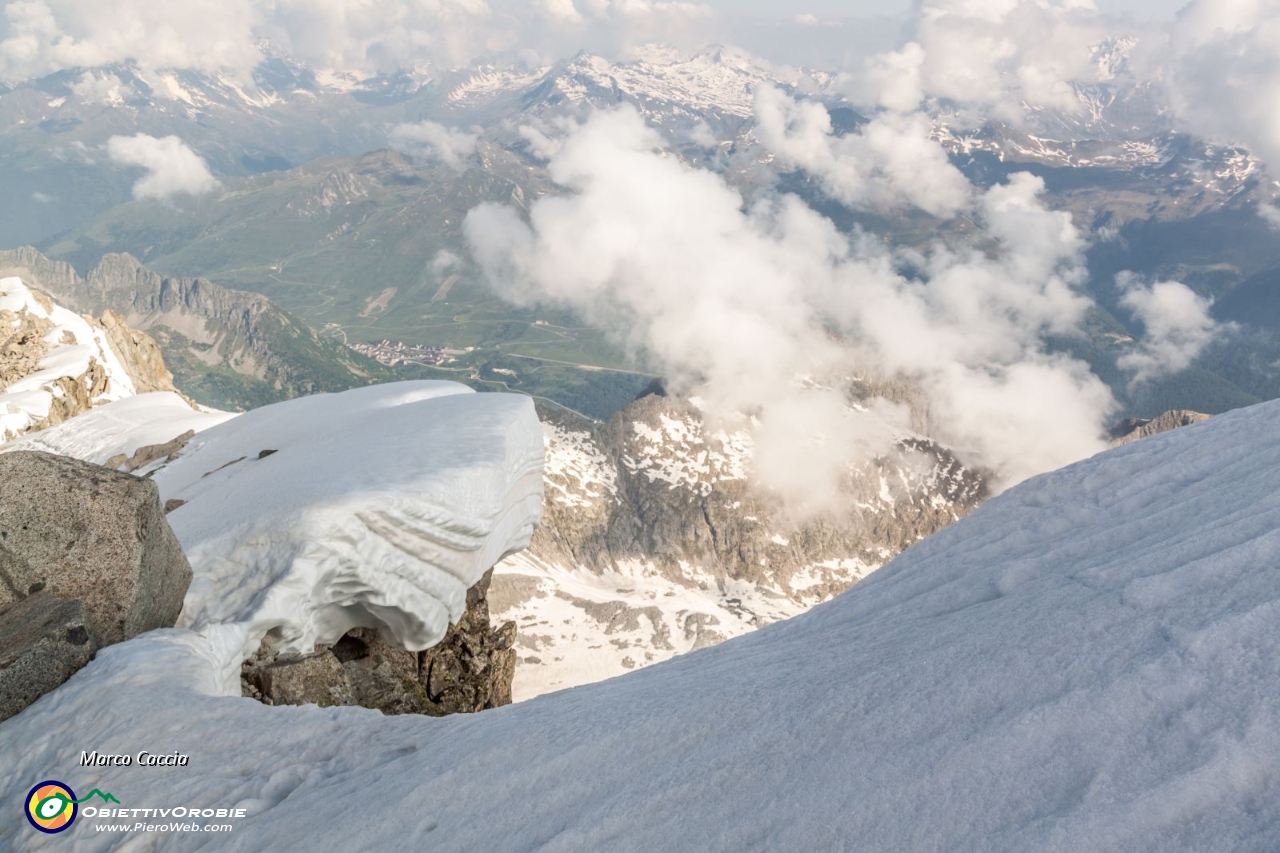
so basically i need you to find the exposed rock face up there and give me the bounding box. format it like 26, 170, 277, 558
0, 593, 99, 722
98, 308, 177, 395
530, 394, 986, 594
1, 275, 180, 442
495, 393, 989, 699
0, 247, 389, 411
1111, 410, 1212, 446
0, 451, 192, 646
244, 569, 516, 716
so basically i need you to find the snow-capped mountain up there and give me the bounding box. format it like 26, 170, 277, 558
0, 275, 179, 442
4, 383, 1278, 851
494, 392, 986, 699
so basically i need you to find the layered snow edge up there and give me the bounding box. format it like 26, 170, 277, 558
1, 381, 546, 691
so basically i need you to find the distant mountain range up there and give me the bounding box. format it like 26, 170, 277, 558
2, 43, 1279, 422
0, 247, 390, 410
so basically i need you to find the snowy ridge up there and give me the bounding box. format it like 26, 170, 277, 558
0, 276, 137, 441
560, 46, 772, 118
0, 391, 233, 465
3, 393, 1278, 851
446, 65, 550, 105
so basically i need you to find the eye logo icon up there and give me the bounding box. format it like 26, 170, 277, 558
26, 781, 78, 833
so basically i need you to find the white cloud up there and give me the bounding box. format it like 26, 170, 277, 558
1261, 203, 1280, 231
106, 134, 221, 201
389, 121, 480, 171
753, 85, 973, 218
0, 0, 261, 82
851, 0, 1107, 122
432, 249, 462, 273
69, 70, 132, 104
1116, 273, 1219, 385
465, 106, 1116, 504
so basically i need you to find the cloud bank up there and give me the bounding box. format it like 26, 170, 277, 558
1160, 0, 1280, 170
106, 134, 220, 200
466, 105, 1119, 505
0, 0, 715, 82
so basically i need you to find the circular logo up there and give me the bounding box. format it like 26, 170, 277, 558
26, 781, 77, 834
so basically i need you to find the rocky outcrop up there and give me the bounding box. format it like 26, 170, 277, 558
0, 451, 192, 647
1, 275, 181, 442
98, 308, 177, 394
530, 394, 988, 598
0, 593, 99, 722
0, 247, 390, 411
1110, 410, 1212, 446
243, 569, 516, 716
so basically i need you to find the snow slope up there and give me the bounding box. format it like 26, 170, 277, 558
1, 391, 234, 464
3, 395, 1278, 850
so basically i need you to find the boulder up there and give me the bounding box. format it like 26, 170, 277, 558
0, 593, 99, 722
0, 451, 192, 646
244, 569, 517, 716
252, 653, 355, 708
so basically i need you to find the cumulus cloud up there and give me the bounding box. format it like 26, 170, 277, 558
389, 121, 480, 171
1116, 273, 1219, 385
852, 0, 1107, 122
106, 134, 221, 200
466, 106, 1117, 505
754, 85, 973, 219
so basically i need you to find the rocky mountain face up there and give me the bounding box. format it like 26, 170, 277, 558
493, 393, 988, 699
0, 247, 389, 410
1110, 410, 1212, 445
1, 273, 179, 441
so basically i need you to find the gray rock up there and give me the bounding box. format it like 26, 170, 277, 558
244, 569, 516, 716
0, 593, 99, 722
1110, 410, 1212, 446
532, 395, 989, 597
253, 653, 355, 708
0, 451, 193, 646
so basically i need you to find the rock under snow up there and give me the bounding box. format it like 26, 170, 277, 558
2, 388, 1277, 851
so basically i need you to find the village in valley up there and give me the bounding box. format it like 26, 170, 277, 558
348, 339, 463, 367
